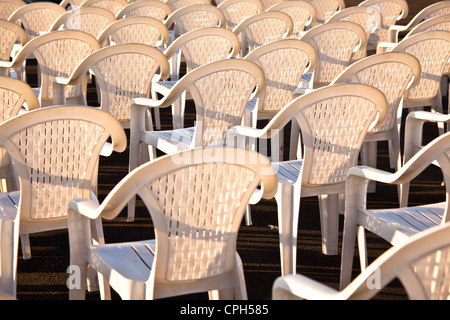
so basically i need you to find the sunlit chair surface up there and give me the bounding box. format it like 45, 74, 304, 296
326, 6, 381, 61
303, 0, 344, 27
49, 7, 117, 39
80, 0, 128, 15
227, 83, 388, 276
274, 221, 450, 300
54, 43, 170, 129
0, 0, 25, 20
0, 30, 101, 107
340, 130, 450, 291
0, 105, 127, 298
97, 16, 169, 47
258, 0, 281, 10
7, 1, 66, 39
388, 0, 450, 43
380, 31, 450, 128
59, 0, 86, 9
0, 76, 39, 193
217, 0, 262, 30
127, 59, 265, 221
68, 146, 277, 300
152, 27, 241, 130
164, 4, 226, 44
267, 1, 316, 38
232, 11, 293, 56
243, 39, 317, 163
298, 21, 367, 89
115, 0, 172, 21
0, 19, 28, 80
332, 52, 421, 171
166, 0, 210, 11
399, 111, 450, 208
358, 0, 408, 50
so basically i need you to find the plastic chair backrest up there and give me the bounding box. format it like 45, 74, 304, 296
267, 1, 316, 37
0, 19, 28, 61
304, 0, 345, 26
0, 0, 25, 20
80, 0, 128, 15
115, 0, 172, 20
217, 0, 262, 30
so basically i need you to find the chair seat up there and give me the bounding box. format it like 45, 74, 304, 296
360, 201, 445, 245
90, 240, 156, 283
143, 127, 195, 154
272, 160, 302, 185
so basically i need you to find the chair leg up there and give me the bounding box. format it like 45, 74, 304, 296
0, 219, 18, 298
357, 226, 368, 271
275, 183, 301, 276
339, 208, 358, 290
318, 194, 339, 255
20, 234, 31, 260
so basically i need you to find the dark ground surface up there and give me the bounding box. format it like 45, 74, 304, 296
14, 0, 447, 301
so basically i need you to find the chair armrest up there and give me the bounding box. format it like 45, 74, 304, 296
272, 274, 340, 300
388, 24, 409, 42
68, 198, 102, 220
376, 42, 396, 54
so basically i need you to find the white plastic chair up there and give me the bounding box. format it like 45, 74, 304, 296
53, 43, 170, 129
358, 0, 408, 50
115, 0, 172, 21
380, 31, 450, 134
227, 83, 388, 276
7, 2, 67, 39
303, 0, 344, 27
326, 6, 382, 61
388, 0, 450, 43
232, 11, 293, 57
164, 4, 226, 45
49, 7, 117, 39
0, 105, 127, 299
127, 59, 265, 222
0, 19, 28, 80
0, 30, 101, 107
340, 130, 450, 290
0, 76, 39, 193
152, 27, 241, 130
80, 0, 128, 15
97, 16, 169, 47
267, 1, 316, 38
274, 221, 450, 300
243, 39, 317, 161
331, 52, 421, 171
217, 0, 262, 30
0, 0, 25, 20
68, 146, 278, 300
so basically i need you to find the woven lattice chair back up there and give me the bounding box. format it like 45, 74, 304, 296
10, 30, 101, 107
404, 15, 450, 76
232, 11, 293, 56
8, 2, 66, 39
333, 52, 421, 135
326, 6, 381, 60
68, 147, 277, 300
217, 0, 262, 30
97, 16, 169, 47
267, 1, 316, 38
166, 0, 210, 11
358, 0, 408, 48
0, 0, 25, 20
0, 106, 126, 224
300, 21, 367, 87
259, 0, 281, 10
165, 4, 225, 40
165, 26, 240, 74
0, 19, 28, 63
303, 0, 345, 26
392, 31, 450, 103
80, 0, 128, 15
264, 83, 388, 187
115, 0, 172, 20
244, 39, 317, 114
49, 7, 117, 39
0, 77, 39, 191
60, 43, 170, 127
185, 59, 265, 146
